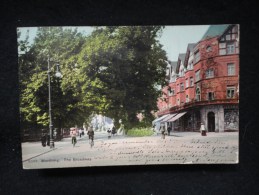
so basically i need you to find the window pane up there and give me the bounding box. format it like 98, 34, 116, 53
219, 43, 226, 48
227, 87, 235, 98
226, 34, 231, 40
219, 49, 226, 55
206, 69, 214, 78
227, 64, 235, 75
194, 51, 200, 63
180, 83, 184, 91
195, 70, 200, 81
190, 77, 193, 86
227, 43, 235, 54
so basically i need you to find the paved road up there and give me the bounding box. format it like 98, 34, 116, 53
22, 131, 238, 169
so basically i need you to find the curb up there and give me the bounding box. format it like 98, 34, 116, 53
22, 147, 58, 162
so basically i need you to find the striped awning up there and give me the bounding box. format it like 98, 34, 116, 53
168, 112, 187, 122
152, 114, 169, 124
161, 113, 178, 122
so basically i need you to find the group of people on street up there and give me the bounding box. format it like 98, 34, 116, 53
152, 124, 172, 139
107, 126, 117, 139
41, 132, 50, 147
69, 126, 94, 147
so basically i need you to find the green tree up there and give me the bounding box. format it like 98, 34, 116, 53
77, 26, 167, 129
19, 27, 88, 130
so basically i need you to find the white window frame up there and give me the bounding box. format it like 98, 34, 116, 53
206, 69, 214, 78
185, 78, 189, 88
180, 83, 184, 91
206, 46, 212, 52
186, 95, 189, 103
226, 42, 235, 54
195, 70, 200, 82
172, 89, 175, 95
190, 77, 194, 86
227, 87, 235, 99
196, 88, 201, 101
194, 50, 200, 63
227, 63, 235, 75
207, 92, 214, 101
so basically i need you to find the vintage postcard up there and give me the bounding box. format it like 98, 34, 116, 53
18, 25, 239, 169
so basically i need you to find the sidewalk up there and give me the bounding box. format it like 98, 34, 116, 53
22, 142, 57, 162
21, 135, 96, 161
22, 131, 238, 162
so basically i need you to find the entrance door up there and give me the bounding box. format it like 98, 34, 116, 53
207, 112, 215, 132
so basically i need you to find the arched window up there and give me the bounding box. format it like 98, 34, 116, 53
206, 45, 212, 52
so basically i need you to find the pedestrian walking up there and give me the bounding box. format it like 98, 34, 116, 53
87, 126, 94, 147
41, 129, 47, 147
112, 126, 116, 136
160, 125, 166, 139
70, 128, 77, 147
107, 128, 111, 139
79, 128, 82, 138
167, 126, 172, 136
200, 123, 207, 136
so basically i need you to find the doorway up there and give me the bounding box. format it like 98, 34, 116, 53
207, 112, 215, 132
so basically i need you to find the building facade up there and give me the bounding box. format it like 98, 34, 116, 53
156, 24, 239, 132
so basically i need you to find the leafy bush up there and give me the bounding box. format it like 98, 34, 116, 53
126, 127, 154, 137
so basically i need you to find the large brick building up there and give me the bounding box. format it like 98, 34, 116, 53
155, 24, 239, 132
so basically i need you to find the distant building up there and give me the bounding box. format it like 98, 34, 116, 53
156, 24, 239, 132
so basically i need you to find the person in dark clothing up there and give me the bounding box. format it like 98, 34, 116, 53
160, 125, 166, 139
112, 127, 116, 136
41, 133, 47, 147
167, 126, 172, 136
107, 128, 111, 139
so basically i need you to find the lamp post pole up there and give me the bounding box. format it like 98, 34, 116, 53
47, 54, 54, 148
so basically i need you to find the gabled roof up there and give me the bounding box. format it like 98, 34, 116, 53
187, 43, 196, 52
176, 53, 186, 73
169, 61, 177, 72
201, 24, 230, 40
178, 53, 186, 64
183, 43, 196, 67
218, 24, 237, 40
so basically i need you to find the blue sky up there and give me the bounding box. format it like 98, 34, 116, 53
18, 25, 209, 61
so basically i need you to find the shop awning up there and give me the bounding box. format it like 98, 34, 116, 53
161, 113, 178, 122
152, 114, 169, 124
168, 112, 187, 122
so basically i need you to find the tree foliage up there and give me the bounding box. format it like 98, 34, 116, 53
19, 27, 87, 129
18, 26, 167, 130
76, 26, 167, 129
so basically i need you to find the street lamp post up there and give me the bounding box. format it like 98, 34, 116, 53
47, 54, 62, 148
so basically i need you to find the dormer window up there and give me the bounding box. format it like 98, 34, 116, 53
180, 69, 184, 77
219, 41, 236, 55
226, 42, 235, 54
190, 61, 193, 69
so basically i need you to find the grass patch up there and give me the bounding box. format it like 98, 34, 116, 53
127, 127, 154, 137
